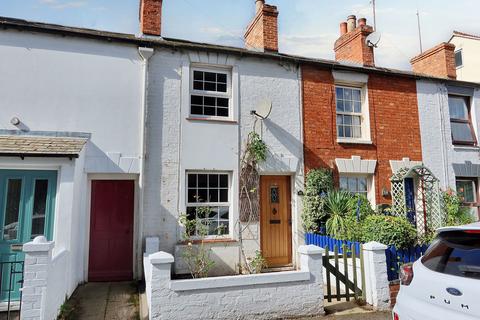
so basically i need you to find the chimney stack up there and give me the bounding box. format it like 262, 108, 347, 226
410, 43, 457, 79
334, 15, 375, 66
140, 0, 162, 36
244, 0, 279, 52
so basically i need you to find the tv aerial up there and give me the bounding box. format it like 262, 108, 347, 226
251, 100, 272, 120
366, 31, 381, 48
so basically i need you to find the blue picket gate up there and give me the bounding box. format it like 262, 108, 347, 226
385, 244, 429, 281
305, 233, 362, 255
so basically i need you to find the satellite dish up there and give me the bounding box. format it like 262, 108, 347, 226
366, 31, 381, 48
251, 100, 272, 119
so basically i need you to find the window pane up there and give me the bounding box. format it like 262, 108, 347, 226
209, 174, 218, 188
348, 178, 356, 191
204, 82, 216, 91
204, 96, 215, 106
3, 179, 22, 240
353, 126, 362, 138
191, 95, 203, 105
455, 51, 463, 68
208, 189, 219, 202
204, 106, 216, 116
336, 87, 343, 100
344, 88, 352, 100
217, 108, 229, 117
422, 231, 480, 279
197, 189, 208, 202
219, 175, 228, 188
193, 71, 203, 81
456, 180, 476, 203
344, 100, 353, 112
352, 89, 361, 102
188, 189, 197, 203
340, 177, 348, 190
219, 189, 228, 202
217, 73, 227, 83
451, 122, 475, 143
354, 101, 362, 113
337, 126, 344, 137
344, 115, 352, 125
188, 174, 197, 188
193, 81, 204, 91
198, 174, 207, 187
191, 105, 203, 115
336, 100, 344, 112
217, 83, 227, 93
352, 116, 361, 125
217, 98, 229, 108
344, 126, 352, 137
358, 177, 368, 192
449, 96, 468, 120
31, 179, 48, 239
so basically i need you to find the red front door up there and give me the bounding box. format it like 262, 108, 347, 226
88, 180, 134, 282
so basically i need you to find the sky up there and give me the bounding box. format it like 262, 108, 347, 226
0, 0, 478, 70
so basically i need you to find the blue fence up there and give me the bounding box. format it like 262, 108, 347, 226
385, 244, 429, 281
305, 233, 362, 254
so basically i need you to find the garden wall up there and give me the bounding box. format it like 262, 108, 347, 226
144, 245, 325, 320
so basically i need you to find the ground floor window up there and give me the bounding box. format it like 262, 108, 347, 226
456, 178, 478, 204
186, 172, 230, 237
340, 175, 368, 198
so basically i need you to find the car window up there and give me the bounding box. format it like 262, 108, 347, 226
421, 231, 480, 279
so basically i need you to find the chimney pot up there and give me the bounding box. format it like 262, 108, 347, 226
347, 15, 357, 32
340, 22, 348, 36
358, 18, 367, 27
255, 0, 265, 13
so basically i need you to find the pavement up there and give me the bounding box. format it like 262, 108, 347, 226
298, 300, 391, 320
63, 282, 139, 320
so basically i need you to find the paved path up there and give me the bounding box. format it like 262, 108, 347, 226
66, 282, 139, 320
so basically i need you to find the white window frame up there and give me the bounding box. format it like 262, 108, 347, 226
189, 66, 232, 120
339, 173, 375, 206
335, 84, 372, 144
455, 178, 477, 204
185, 171, 232, 239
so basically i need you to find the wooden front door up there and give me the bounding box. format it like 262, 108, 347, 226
88, 180, 134, 282
260, 175, 292, 267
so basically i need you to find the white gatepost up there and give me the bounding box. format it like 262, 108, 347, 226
363, 241, 390, 310
21, 236, 54, 320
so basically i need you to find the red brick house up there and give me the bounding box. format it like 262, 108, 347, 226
302, 16, 423, 206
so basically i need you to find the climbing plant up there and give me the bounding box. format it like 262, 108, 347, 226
239, 131, 268, 222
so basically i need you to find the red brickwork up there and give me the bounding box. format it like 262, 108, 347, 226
334, 26, 375, 66
389, 282, 400, 307
140, 0, 162, 36
244, 4, 279, 52
302, 65, 422, 205
410, 43, 457, 79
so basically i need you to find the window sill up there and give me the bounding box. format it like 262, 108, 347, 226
178, 238, 237, 245
453, 145, 479, 151
186, 117, 238, 124
337, 138, 373, 145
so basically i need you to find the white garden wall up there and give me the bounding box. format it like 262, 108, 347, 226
144, 245, 324, 320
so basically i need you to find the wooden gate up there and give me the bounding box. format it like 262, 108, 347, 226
323, 243, 366, 302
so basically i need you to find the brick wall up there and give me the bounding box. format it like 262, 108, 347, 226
140, 0, 162, 36
334, 26, 375, 66
244, 4, 279, 52
410, 43, 457, 79
302, 65, 422, 205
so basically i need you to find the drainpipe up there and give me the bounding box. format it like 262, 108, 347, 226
436, 83, 450, 189
138, 47, 154, 278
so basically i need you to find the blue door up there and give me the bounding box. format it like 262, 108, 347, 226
0, 170, 57, 301
404, 178, 416, 227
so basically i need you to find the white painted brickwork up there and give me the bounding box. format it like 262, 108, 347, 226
363, 241, 390, 311
144, 245, 324, 320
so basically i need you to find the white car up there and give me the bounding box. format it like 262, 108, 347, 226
393, 222, 480, 320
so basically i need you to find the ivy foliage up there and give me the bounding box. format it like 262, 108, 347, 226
443, 190, 475, 226
301, 168, 334, 233
246, 132, 267, 164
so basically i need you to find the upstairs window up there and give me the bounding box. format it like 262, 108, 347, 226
448, 95, 476, 145
190, 68, 231, 119
455, 50, 463, 68
336, 86, 363, 139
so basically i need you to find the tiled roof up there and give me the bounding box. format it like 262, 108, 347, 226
0, 135, 88, 158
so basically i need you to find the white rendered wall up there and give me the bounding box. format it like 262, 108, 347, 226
417, 80, 480, 193
450, 36, 480, 83
143, 48, 304, 271
0, 29, 144, 174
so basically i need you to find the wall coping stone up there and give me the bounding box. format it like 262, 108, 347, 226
363, 241, 388, 251
298, 244, 325, 255
23, 236, 54, 252
170, 270, 310, 292
149, 251, 174, 264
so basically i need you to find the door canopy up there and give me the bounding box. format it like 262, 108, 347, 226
390, 165, 444, 236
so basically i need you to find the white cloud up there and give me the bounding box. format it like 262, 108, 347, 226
38, 0, 87, 10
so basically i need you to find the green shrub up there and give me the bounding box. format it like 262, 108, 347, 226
443, 190, 474, 226
302, 168, 334, 232
349, 194, 375, 219
325, 190, 356, 238
337, 215, 364, 242
362, 215, 417, 248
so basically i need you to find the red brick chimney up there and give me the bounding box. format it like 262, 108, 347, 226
140, 0, 162, 36
334, 15, 375, 66
410, 43, 457, 79
244, 0, 279, 52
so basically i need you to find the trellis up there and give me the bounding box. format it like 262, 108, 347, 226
390, 165, 444, 236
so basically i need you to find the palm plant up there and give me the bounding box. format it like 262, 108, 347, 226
324, 190, 356, 238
